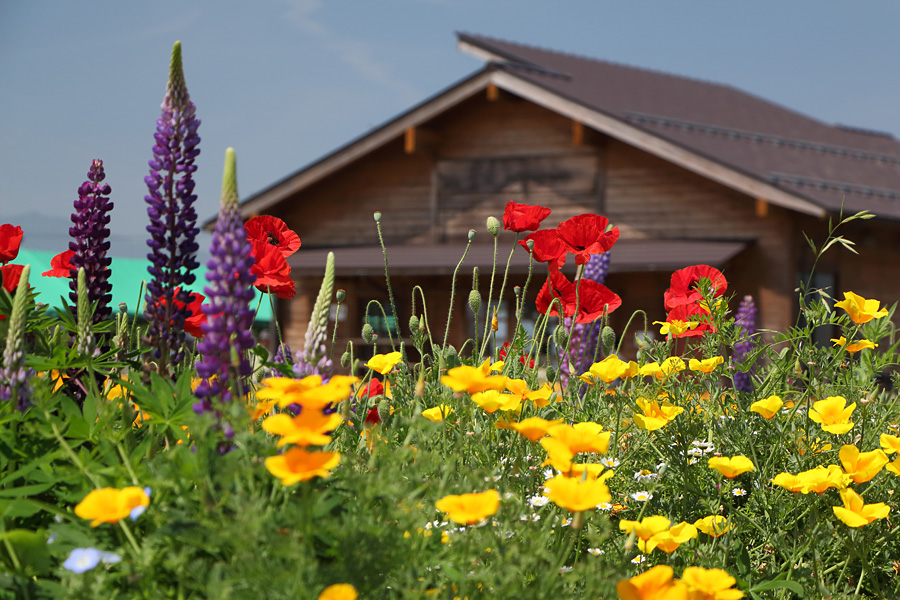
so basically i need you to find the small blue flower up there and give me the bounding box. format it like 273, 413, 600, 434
129, 505, 147, 520
63, 548, 101, 573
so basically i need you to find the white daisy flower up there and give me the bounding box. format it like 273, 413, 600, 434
630, 491, 653, 502
633, 469, 658, 482
596, 502, 613, 511
559, 566, 573, 573
732, 488, 748, 497
587, 548, 605, 556
600, 457, 620, 468
528, 494, 550, 508
631, 554, 646, 564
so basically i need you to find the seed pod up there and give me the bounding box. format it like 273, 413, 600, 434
335, 289, 346, 303
373, 211, 382, 222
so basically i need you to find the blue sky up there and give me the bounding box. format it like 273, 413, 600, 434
2, 1, 899, 255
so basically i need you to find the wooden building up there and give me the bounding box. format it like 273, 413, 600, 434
220, 34, 900, 360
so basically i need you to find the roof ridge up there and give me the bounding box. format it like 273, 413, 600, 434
457, 31, 740, 94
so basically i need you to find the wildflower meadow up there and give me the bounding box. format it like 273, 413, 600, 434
2, 42, 900, 600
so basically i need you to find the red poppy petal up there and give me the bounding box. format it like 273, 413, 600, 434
503, 201, 552, 232
0, 224, 24, 264
245, 216, 301, 258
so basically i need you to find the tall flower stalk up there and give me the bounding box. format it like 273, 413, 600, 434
69, 159, 113, 325
294, 252, 335, 378
0, 265, 34, 410
557, 252, 610, 387
143, 41, 201, 377
193, 148, 256, 420
733, 295, 758, 394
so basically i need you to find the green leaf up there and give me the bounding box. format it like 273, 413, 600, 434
749, 579, 804, 594
0, 529, 51, 575
0, 482, 54, 498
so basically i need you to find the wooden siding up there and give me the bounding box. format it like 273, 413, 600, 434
276, 91, 804, 358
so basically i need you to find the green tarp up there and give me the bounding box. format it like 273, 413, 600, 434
13, 248, 273, 323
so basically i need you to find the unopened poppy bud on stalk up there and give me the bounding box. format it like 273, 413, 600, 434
362, 323, 375, 344
555, 325, 569, 348
601, 326, 616, 355
335, 289, 346, 303
526, 239, 535, 251
373, 211, 382, 223
340, 351, 351, 368
408, 315, 418, 332
486, 216, 500, 237
468, 229, 476, 242
468, 289, 482, 314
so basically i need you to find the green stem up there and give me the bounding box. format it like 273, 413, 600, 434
442, 239, 473, 350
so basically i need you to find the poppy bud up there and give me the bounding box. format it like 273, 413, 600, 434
373, 211, 382, 223
601, 326, 616, 355
468, 289, 482, 314
341, 351, 351, 368
418, 314, 426, 330
468, 229, 476, 242
526, 239, 534, 251
545, 365, 556, 381
119, 302, 127, 313
408, 315, 419, 332
377, 398, 392, 426
335, 289, 346, 303
514, 286, 521, 298
486, 216, 500, 237
554, 325, 568, 348
362, 323, 375, 344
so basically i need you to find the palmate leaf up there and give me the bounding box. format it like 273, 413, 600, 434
118, 368, 195, 435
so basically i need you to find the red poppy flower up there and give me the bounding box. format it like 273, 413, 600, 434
499, 342, 535, 369
365, 407, 382, 426
519, 229, 567, 272
503, 201, 552, 233
665, 302, 715, 338
42, 250, 75, 278
1, 264, 24, 293
245, 215, 301, 259
555, 214, 619, 266
176, 288, 207, 338
359, 378, 384, 399
250, 241, 296, 300
535, 271, 621, 323
0, 264, 24, 320
663, 265, 727, 312
0, 224, 23, 264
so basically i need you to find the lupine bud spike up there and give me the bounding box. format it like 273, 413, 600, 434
167, 41, 187, 107
221, 148, 238, 207
1, 265, 35, 409
294, 252, 335, 377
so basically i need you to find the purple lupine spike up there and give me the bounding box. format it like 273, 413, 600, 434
143, 41, 201, 376
557, 252, 610, 387
193, 148, 256, 420
733, 295, 758, 393
68, 160, 113, 325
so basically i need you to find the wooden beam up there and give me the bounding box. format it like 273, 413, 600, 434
572, 120, 584, 146
755, 198, 769, 217
404, 127, 416, 154
486, 83, 499, 101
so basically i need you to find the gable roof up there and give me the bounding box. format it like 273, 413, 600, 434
458, 33, 900, 219
226, 34, 900, 224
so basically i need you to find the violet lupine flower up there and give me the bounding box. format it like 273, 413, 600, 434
68, 160, 113, 325
557, 252, 610, 387
143, 41, 201, 375
193, 148, 256, 419
733, 295, 758, 394
0, 265, 34, 410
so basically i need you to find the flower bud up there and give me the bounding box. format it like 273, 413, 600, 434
118, 302, 128, 313
377, 398, 392, 427
545, 365, 556, 382
526, 239, 534, 251
468, 289, 482, 314
467, 229, 476, 242
362, 322, 375, 344
408, 315, 419, 333
373, 211, 382, 223
601, 326, 616, 355
486, 216, 500, 237
514, 286, 521, 298
554, 325, 569, 348
341, 351, 351, 368
335, 289, 346, 303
